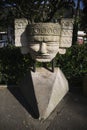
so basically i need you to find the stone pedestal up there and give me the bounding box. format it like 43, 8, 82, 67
19, 68, 69, 120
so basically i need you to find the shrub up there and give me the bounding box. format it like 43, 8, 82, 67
56, 43, 87, 79
0, 45, 32, 84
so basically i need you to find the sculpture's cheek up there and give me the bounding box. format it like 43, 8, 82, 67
29, 44, 40, 52
46, 42, 59, 54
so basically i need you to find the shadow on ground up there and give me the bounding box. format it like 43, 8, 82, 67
7, 86, 39, 119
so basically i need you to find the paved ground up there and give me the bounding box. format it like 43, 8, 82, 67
0, 87, 87, 130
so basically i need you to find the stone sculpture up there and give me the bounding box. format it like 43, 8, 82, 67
25, 23, 60, 62
14, 18, 74, 120
15, 18, 73, 62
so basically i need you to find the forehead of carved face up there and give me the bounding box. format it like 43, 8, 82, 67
27, 23, 60, 36
29, 35, 59, 42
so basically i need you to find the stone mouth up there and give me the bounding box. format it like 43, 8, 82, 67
38, 52, 50, 56
37, 53, 50, 58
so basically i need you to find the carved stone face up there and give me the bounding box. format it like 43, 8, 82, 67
15, 19, 73, 62
26, 23, 60, 62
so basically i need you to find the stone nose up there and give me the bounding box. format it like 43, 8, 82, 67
39, 42, 47, 54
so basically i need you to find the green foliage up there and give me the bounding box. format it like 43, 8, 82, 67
1, 0, 75, 22
0, 46, 32, 84
0, 43, 87, 84
56, 43, 87, 79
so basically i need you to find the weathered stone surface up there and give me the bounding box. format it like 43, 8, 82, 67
19, 68, 69, 120
26, 23, 60, 62
15, 19, 28, 47
61, 18, 74, 29
59, 36, 72, 48
61, 30, 73, 37
15, 18, 73, 62
59, 48, 66, 54
59, 19, 73, 48
27, 23, 61, 36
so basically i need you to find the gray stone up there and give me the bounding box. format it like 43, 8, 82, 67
59, 48, 66, 54
15, 19, 28, 47
15, 18, 74, 61
59, 19, 73, 48
59, 36, 73, 48
19, 68, 69, 120
61, 18, 74, 29
25, 23, 60, 62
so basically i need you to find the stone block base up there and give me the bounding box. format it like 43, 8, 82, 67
19, 67, 69, 120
